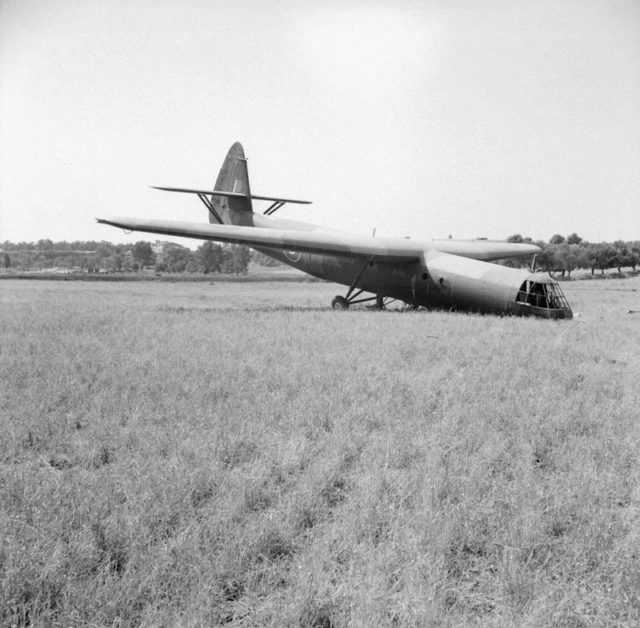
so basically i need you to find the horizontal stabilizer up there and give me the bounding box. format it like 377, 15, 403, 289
151, 186, 311, 205
96, 217, 421, 264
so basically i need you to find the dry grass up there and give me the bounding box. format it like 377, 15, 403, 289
1, 277, 640, 626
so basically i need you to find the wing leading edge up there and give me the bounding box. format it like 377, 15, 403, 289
96, 217, 539, 264
96, 217, 423, 264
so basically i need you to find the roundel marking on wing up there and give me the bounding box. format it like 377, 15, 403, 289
285, 250, 301, 262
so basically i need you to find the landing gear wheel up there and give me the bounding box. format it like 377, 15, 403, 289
331, 296, 349, 310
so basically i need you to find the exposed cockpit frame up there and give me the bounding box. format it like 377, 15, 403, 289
515, 277, 572, 319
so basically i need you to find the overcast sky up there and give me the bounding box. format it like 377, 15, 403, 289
1, 0, 639, 246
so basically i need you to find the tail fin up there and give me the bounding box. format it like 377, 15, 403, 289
211, 142, 254, 226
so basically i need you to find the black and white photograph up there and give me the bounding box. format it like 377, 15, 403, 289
2, 0, 639, 625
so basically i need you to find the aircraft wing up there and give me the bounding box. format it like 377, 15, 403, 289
96, 217, 422, 264
429, 239, 540, 261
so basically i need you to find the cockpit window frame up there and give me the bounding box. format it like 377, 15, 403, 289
516, 279, 571, 311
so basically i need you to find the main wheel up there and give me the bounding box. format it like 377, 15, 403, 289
331, 295, 349, 310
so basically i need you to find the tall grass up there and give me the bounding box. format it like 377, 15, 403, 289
1, 278, 639, 626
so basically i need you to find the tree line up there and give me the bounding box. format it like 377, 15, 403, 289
2, 234, 640, 277
503, 233, 640, 277
0, 239, 262, 274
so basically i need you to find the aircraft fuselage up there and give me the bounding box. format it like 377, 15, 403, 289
256, 244, 572, 319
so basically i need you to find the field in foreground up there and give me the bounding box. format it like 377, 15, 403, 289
2, 278, 640, 626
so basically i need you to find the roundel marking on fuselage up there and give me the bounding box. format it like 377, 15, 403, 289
285, 250, 301, 262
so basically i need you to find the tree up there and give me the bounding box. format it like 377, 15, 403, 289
114, 253, 124, 271
536, 243, 559, 274
549, 234, 565, 245
221, 246, 234, 273
577, 245, 596, 275
196, 242, 222, 274
630, 241, 640, 270
219, 245, 250, 274
96, 242, 114, 259
185, 259, 199, 273
83, 255, 100, 273
231, 245, 250, 274
566, 232, 583, 245
164, 246, 193, 272
612, 240, 636, 273
3, 253, 10, 269
593, 243, 616, 275
36, 238, 54, 251
132, 241, 155, 270
554, 243, 581, 277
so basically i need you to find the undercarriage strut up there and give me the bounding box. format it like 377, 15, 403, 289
330, 258, 395, 310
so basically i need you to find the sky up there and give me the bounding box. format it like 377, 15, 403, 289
1, 0, 639, 247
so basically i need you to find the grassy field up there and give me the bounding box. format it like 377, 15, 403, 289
2, 277, 640, 626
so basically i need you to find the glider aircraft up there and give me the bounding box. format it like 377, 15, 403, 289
98, 142, 572, 319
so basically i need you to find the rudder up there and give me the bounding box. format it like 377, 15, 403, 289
211, 142, 254, 226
